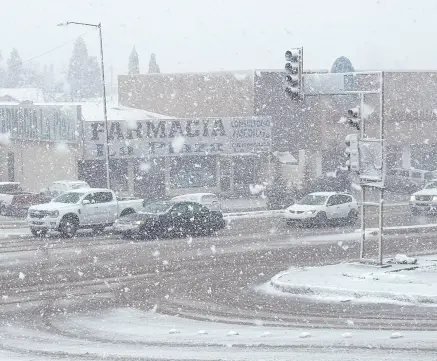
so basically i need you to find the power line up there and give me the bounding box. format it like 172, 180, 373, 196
6, 29, 93, 70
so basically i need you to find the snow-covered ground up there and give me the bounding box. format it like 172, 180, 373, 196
2, 307, 437, 360
266, 254, 437, 305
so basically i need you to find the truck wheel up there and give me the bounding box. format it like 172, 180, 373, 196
0, 205, 7, 216
120, 208, 135, 217
31, 228, 47, 237
59, 217, 78, 238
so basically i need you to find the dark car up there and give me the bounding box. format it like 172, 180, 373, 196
113, 200, 226, 238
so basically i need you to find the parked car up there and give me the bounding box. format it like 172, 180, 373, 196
27, 188, 144, 238
0, 182, 45, 216
170, 193, 221, 213
113, 200, 226, 239
388, 168, 434, 187
409, 181, 437, 215
384, 175, 422, 194
41, 180, 90, 199
284, 191, 359, 227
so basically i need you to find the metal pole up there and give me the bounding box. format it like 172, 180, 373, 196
98, 23, 111, 189
359, 92, 365, 260
378, 72, 385, 265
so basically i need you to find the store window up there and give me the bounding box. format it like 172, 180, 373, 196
233, 156, 259, 185
411, 144, 437, 171
110, 159, 129, 192
170, 155, 217, 189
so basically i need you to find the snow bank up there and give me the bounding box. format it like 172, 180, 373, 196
267, 255, 437, 306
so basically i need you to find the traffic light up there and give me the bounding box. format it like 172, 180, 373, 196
284, 48, 303, 99
347, 106, 361, 130
344, 134, 360, 172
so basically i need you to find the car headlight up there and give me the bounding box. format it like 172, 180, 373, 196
433, 196, 437, 202
134, 220, 143, 225
48, 211, 59, 217
306, 210, 317, 214
410, 196, 416, 201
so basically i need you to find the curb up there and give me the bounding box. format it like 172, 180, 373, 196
356, 224, 437, 236
269, 271, 437, 305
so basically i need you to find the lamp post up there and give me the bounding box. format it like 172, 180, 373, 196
58, 21, 111, 189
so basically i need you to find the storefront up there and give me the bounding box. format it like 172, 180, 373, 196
81, 116, 272, 198
0, 103, 81, 192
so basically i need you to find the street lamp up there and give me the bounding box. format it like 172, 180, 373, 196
58, 21, 111, 189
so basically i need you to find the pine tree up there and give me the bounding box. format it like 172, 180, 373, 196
67, 37, 101, 99
86, 56, 103, 97
5, 48, 23, 87
128, 46, 140, 75
148, 53, 160, 73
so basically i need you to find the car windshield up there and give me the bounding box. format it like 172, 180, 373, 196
52, 192, 82, 204
424, 182, 437, 189
140, 201, 172, 214
297, 194, 328, 205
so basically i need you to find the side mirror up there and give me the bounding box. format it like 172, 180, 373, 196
82, 199, 91, 205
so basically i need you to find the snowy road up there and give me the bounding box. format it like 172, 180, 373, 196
2, 213, 437, 359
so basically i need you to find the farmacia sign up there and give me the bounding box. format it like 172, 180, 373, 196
84, 117, 271, 159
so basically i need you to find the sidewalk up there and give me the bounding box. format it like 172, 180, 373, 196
268, 254, 437, 305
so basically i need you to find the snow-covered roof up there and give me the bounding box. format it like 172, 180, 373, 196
273, 151, 298, 164
79, 103, 173, 121
0, 101, 173, 121
0, 88, 45, 102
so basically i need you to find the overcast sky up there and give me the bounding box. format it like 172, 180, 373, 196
2, 0, 436, 79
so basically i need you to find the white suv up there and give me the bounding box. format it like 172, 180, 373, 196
284, 191, 359, 226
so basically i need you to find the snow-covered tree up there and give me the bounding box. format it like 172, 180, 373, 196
128, 46, 140, 75
148, 53, 160, 73
5, 48, 24, 87
67, 37, 102, 99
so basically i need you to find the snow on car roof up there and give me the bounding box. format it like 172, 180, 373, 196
66, 188, 110, 193
54, 180, 88, 184
308, 191, 349, 196
172, 193, 216, 198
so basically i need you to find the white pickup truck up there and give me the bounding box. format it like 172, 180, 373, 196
409, 180, 437, 215
27, 188, 144, 237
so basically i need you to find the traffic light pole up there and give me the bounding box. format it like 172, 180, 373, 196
357, 72, 385, 265
359, 92, 366, 260
378, 71, 385, 265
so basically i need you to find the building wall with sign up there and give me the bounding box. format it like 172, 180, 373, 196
0, 104, 81, 192
119, 70, 437, 175
81, 116, 272, 198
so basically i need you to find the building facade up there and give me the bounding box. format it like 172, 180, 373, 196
119, 70, 437, 180
0, 103, 81, 192
80, 116, 272, 199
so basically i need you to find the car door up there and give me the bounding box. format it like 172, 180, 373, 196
81, 192, 98, 224
338, 195, 352, 218
187, 202, 209, 234
94, 191, 117, 224
169, 202, 190, 236
325, 195, 341, 219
